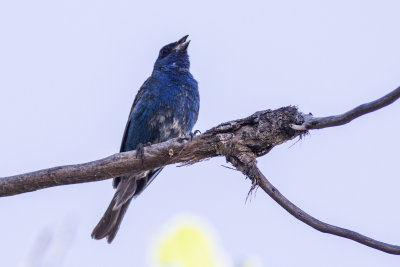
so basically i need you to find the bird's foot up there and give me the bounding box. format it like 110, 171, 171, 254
177, 130, 202, 143
191, 130, 201, 138
188, 130, 201, 141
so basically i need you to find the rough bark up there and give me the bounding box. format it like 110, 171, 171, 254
0, 106, 305, 197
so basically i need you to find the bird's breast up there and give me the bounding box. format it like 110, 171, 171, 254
125, 71, 198, 150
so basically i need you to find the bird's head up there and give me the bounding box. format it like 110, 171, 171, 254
154, 35, 191, 72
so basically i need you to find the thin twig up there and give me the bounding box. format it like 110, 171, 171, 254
221, 165, 238, 171
291, 86, 400, 130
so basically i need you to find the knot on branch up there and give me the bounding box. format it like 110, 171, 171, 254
207, 106, 307, 197
209, 106, 307, 160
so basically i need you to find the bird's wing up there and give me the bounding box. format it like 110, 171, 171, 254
119, 77, 152, 153
112, 77, 155, 189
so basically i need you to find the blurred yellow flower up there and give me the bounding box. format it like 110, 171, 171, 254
154, 216, 231, 267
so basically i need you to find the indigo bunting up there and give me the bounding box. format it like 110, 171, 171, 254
92, 35, 199, 243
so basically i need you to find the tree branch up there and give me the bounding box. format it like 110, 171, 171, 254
1, 87, 400, 254
0, 106, 305, 197
228, 154, 400, 255
290, 86, 400, 130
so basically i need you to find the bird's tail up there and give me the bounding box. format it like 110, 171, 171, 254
92, 169, 163, 243
91, 194, 132, 243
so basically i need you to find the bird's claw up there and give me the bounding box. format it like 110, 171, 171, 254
177, 130, 202, 143
188, 130, 201, 141
193, 130, 201, 136
192, 129, 201, 138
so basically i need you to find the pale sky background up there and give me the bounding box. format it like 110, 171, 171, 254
1, 0, 400, 266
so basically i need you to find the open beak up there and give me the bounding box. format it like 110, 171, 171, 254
174, 35, 190, 52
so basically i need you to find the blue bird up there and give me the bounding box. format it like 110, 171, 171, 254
91, 35, 199, 243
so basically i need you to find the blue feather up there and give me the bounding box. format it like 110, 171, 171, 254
92, 35, 199, 243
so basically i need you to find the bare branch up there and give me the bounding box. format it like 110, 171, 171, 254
0, 138, 194, 197
1, 87, 399, 254
229, 155, 400, 255
0, 106, 305, 197
291, 86, 400, 130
